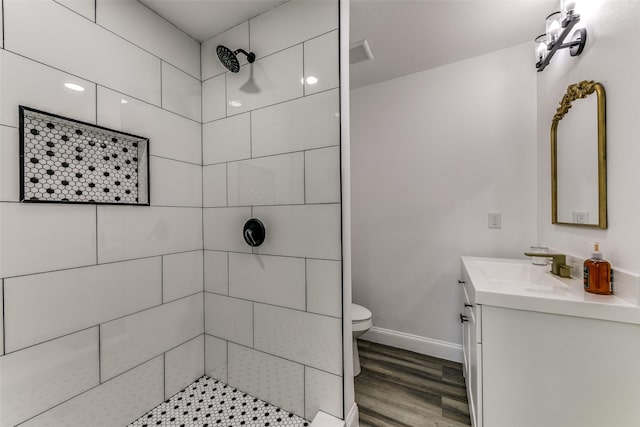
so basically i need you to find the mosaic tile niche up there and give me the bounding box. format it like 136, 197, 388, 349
20, 106, 149, 205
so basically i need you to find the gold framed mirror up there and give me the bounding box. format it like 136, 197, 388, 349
551, 80, 607, 229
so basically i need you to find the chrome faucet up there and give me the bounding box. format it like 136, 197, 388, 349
524, 252, 572, 278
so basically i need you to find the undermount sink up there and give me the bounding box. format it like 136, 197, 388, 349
474, 260, 568, 289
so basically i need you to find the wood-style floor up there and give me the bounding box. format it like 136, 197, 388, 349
355, 340, 471, 427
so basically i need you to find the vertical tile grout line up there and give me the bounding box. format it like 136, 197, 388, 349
98, 325, 101, 384
160, 256, 164, 303
226, 252, 230, 295
302, 41, 306, 97
163, 353, 166, 401
160, 60, 163, 109
224, 72, 228, 118
1, 279, 5, 355
303, 151, 306, 204
200, 64, 206, 355
95, 80, 98, 124
304, 259, 308, 312
249, 112, 253, 159
2, 0, 5, 49
95, 206, 98, 265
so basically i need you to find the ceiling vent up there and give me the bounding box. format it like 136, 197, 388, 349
349, 39, 374, 64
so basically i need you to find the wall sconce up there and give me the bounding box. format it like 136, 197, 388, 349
535, 1, 587, 72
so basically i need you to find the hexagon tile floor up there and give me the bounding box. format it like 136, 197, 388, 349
129, 376, 310, 427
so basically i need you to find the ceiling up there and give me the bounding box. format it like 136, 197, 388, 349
141, 0, 557, 88
140, 0, 287, 42
349, 0, 557, 88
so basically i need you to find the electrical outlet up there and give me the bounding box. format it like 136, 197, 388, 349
488, 212, 501, 229
572, 211, 589, 224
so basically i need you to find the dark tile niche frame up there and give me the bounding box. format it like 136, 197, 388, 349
19, 106, 150, 205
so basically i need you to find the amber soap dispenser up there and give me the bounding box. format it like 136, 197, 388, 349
583, 243, 613, 295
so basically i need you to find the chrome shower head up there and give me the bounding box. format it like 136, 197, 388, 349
216, 45, 256, 73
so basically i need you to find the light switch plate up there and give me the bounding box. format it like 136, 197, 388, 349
488, 212, 501, 229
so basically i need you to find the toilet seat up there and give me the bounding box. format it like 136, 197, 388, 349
352, 303, 372, 323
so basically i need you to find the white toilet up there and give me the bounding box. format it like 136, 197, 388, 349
351, 303, 373, 376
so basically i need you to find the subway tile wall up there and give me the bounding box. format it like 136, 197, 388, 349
0, 1, 204, 426
201, 0, 343, 421
0, 0, 343, 425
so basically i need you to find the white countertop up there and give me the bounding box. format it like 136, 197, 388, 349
462, 256, 640, 325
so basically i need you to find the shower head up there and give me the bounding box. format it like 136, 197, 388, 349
216, 45, 256, 73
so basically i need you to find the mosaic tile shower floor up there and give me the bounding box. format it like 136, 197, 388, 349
129, 376, 310, 427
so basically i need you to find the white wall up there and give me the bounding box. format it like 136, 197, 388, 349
200, 0, 344, 421
350, 43, 537, 356
537, 0, 640, 273
0, 1, 203, 425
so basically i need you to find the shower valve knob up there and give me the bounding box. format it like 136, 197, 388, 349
243, 218, 266, 247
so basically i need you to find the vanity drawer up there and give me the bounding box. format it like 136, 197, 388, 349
460, 267, 481, 343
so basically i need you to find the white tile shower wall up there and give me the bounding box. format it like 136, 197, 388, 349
4, 257, 162, 353
254, 204, 342, 260
227, 152, 305, 206
226, 45, 303, 115
22, 356, 164, 427
5, 0, 161, 105
162, 251, 204, 303
0, 49, 97, 128
203, 113, 251, 164
203, 163, 228, 207
97, 206, 203, 263
227, 343, 305, 417
164, 335, 205, 399
200, 0, 343, 419
204, 293, 253, 348
56, 0, 95, 21
305, 146, 341, 204
203, 207, 253, 253
0, 327, 99, 426
205, 334, 228, 382
161, 62, 202, 121
0, 202, 97, 277
204, 250, 229, 295
97, 86, 201, 165
0, 1, 203, 424
306, 259, 342, 318
303, 30, 340, 96
253, 303, 342, 375
250, 89, 340, 157
304, 366, 343, 419
150, 156, 202, 207
96, 0, 200, 79
100, 293, 204, 381
202, 74, 227, 123
0, 125, 20, 202
228, 253, 306, 310
0, 284, 3, 355
249, 0, 338, 59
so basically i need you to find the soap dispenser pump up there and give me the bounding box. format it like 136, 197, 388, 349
583, 243, 613, 295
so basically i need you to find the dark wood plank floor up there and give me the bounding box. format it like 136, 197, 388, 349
355, 340, 471, 427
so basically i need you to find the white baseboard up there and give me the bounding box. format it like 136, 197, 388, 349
361, 326, 463, 363
345, 403, 359, 427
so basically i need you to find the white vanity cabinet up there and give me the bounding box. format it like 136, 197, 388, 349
460, 268, 482, 427
461, 257, 640, 427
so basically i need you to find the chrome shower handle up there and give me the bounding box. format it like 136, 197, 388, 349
244, 228, 258, 246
